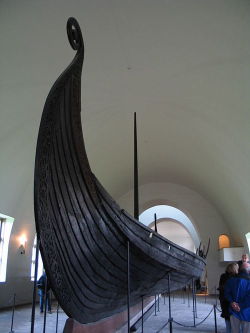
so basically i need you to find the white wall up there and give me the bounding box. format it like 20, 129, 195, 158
118, 182, 233, 293
0, 182, 36, 308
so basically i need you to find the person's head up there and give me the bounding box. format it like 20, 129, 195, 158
242, 254, 249, 262
226, 263, 239, 275
240, 262, 250, 275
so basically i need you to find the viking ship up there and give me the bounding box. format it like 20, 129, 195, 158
34, 17, 206, 324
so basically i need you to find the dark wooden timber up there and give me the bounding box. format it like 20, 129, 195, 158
154, 213, 158, 233
134, 112, 139, 220
127, 240, 131, 332
168, 274, 173, 333
34, 17, 206, 324
205, 238, 210, 258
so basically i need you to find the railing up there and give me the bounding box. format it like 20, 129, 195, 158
130, 284, 221, 333
3, 286, 221, 333
3, 292, 61, 333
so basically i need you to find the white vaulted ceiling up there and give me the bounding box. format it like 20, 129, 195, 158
0, 0, 250, 250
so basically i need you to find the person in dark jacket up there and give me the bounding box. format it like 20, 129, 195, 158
37, 272, 51, 313
218, 263, 239, 333
238, 254, 250, 270
224, 262, 250, 333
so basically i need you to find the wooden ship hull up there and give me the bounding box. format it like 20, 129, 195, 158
34, 18, 206, 324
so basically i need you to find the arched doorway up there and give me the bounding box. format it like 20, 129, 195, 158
148, 218, 195, 252
139, 205, 200, 252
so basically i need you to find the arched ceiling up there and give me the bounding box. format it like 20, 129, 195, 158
0, 0, 250, 243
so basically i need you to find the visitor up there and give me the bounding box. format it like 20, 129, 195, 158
224, 262, 250, 333
218, 263, 239, 333
238, 254, 250, 269
37, 271, 52, 313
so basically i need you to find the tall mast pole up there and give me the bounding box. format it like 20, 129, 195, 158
134, 112, 139, 220
154, 213, 158, 233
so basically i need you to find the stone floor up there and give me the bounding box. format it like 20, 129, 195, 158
0, 302, 68, 333
134, 294, 226, 333
0, 294, 227, 333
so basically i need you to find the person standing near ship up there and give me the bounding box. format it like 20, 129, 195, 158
218, 263, 239, 333
238, 254, 250, 269
224, 262, 250, 333
37, 271, 52, 313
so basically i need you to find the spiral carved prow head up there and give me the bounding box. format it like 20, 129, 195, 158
67, 17, 84, 51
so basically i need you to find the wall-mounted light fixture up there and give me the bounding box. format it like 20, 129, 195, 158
19, 234, 27, 255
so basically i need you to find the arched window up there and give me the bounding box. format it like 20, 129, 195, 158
218, 234, 230, 249
0, 214, 14, 282
31, 235, 43, 281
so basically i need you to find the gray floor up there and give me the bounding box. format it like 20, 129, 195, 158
0, 302, 68, 333
0, 295, 226, 333
136, 294, 226, 333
